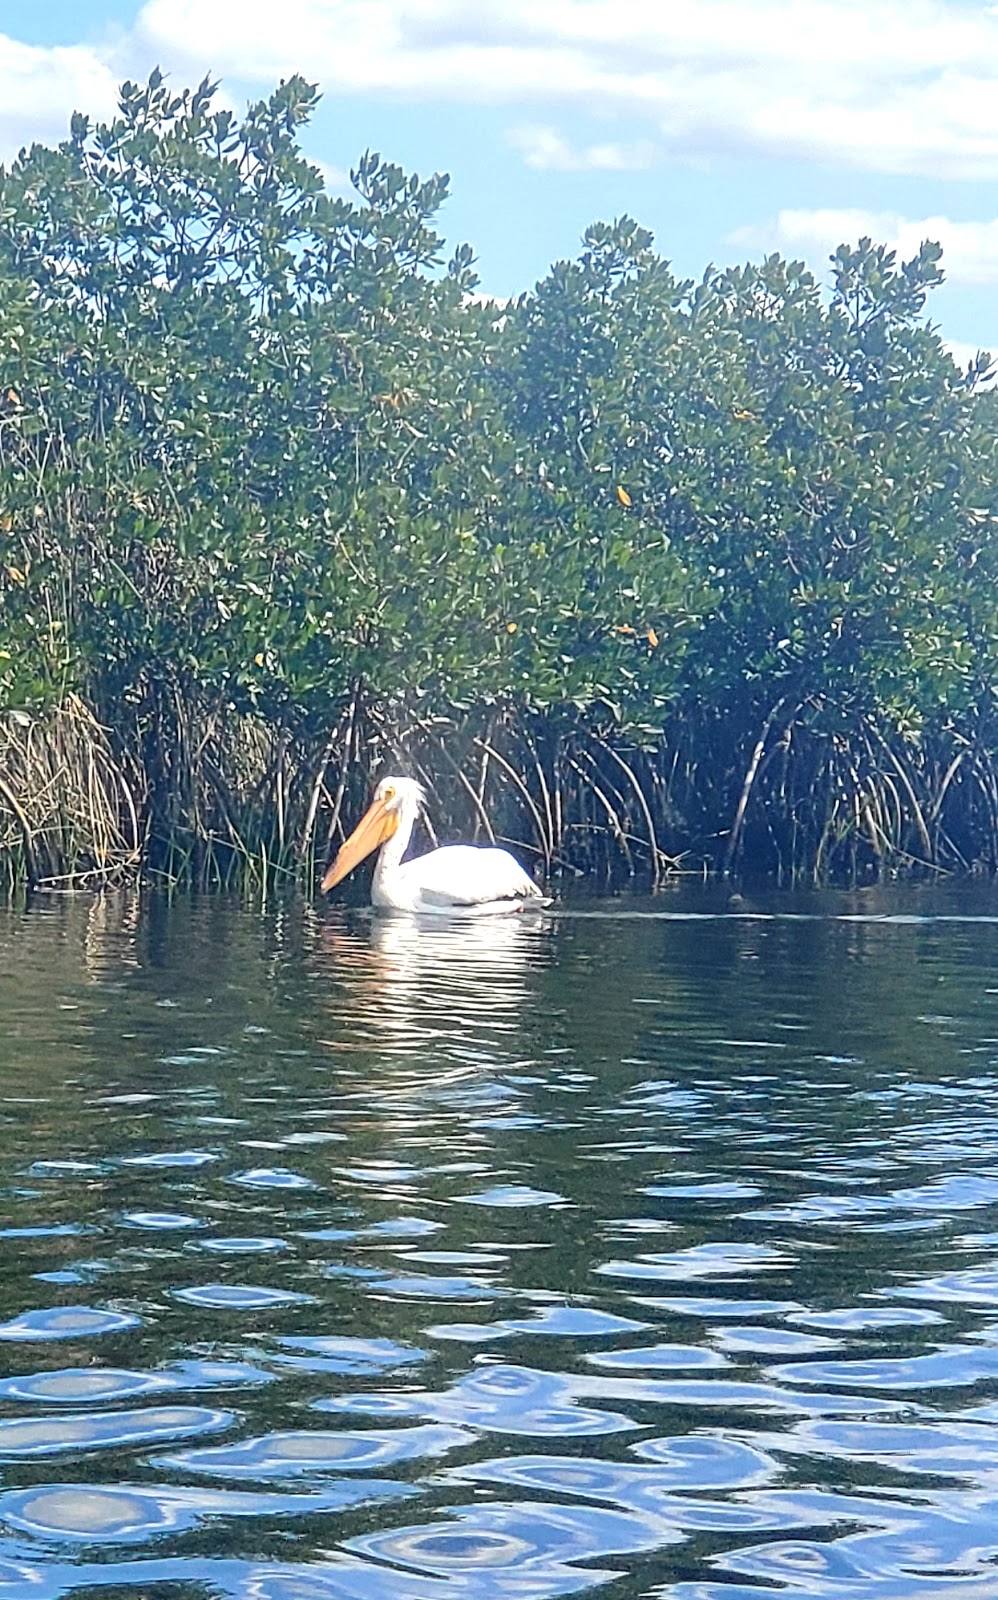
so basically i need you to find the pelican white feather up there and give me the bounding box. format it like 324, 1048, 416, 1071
320, 775, 548, 916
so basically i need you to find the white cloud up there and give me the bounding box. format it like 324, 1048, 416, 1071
508, 124, 656, 172
0, 33, 119, 164
131, 0, 998, 179
5, 3, 998, 185
312, 157, 353, 195
947, 338, 997, 376
729, 207, 998, 289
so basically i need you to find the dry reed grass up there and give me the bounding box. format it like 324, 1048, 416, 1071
1, 691, 995, 892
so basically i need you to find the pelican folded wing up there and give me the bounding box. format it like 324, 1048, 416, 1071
398, 845, 545, 914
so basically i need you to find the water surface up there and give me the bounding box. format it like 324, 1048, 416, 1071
2, 884, 998, 1597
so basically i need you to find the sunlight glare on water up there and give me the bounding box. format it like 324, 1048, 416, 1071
2, 884, 998, 1597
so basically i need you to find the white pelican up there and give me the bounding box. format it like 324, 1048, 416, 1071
320, 775, 549, 915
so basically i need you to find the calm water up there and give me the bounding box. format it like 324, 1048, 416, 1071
3, 886, 998, 1598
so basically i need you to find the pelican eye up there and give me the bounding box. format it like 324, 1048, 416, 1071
381, 784, 396, 802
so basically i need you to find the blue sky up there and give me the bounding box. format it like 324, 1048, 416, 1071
2, 0, 997, 365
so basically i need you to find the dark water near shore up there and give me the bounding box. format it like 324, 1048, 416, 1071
3, 885, 998, 1597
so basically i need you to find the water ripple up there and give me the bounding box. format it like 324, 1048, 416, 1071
585, 1342, 730, 1371
597, 1243, 794, 1281
0, 1361, 271, 1403
0, 1405, 233, 1457
427, 1306, 649, 1342
159, 1423, 474, 1478
271, 1336, 428, 1374
231, 1168, 317, 1190
7, 892, 998, 1600
0, 1479, 413, 1543
0, 1307, 141, 1341
451, 1436, 779, 1497
342, 1499, 673, 1580
172, 1284, 315, 1309
458, 1185, 566, 1208
769, 1344, 998, 1390
313, 1364, 641, 1437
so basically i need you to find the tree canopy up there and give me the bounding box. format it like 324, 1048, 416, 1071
1, 73, 996, 885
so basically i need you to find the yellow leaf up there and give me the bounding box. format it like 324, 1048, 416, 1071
646, 627, 659, 648
0, 514, 12, 532
6, 389, 19, 406
616, 485, 632, 506
254, 652, 265, 666
617, 623, 635, 635
6, 566, 24, 584
506, 621, 518, 634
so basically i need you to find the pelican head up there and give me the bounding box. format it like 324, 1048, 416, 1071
374, 775, 425, 816
320, 775, 424, 893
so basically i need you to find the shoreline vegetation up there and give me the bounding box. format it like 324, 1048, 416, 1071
1, 73, 997, 893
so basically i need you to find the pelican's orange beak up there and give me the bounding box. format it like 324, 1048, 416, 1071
320, 795, 399, 893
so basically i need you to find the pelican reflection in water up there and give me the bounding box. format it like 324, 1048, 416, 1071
315, 911, 550, 1072
321, 776, 548, 915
